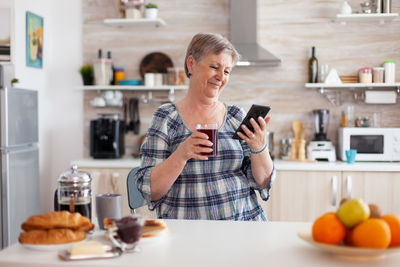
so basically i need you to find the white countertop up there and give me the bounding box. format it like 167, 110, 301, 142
71, 158, 400, 172
1, 220, 399, 267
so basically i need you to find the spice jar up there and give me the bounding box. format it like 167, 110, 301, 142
359, 67, 372, 83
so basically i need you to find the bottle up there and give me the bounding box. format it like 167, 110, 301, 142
97, 49, 102, 60
308, 46, 318, 83
341, 111, 346, 127
107, 51, 114, 85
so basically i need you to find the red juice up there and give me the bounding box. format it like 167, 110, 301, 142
197, 128, 218, 156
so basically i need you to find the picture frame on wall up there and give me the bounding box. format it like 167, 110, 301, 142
0, 8, 11, 62
26, 11, 43, 68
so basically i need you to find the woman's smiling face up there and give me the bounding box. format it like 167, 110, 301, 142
188, 52, 233, 100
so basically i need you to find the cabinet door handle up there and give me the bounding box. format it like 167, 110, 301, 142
331, 175, 337, 206
346, 176, 352, 199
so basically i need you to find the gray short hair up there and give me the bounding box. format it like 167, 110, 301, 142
184, 33, 240, 78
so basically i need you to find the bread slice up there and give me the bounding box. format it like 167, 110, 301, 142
142, 220, 167, 238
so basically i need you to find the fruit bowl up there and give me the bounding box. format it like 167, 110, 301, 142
297, 226, 400, 260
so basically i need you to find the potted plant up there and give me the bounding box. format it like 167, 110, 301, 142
11, 78, 19, 87
79, 64, 94, 85
144, 3, 158, 19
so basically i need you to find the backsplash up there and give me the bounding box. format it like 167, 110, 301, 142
82, 0, 400, 158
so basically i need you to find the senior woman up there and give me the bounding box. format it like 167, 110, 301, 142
135, 33, 275, 220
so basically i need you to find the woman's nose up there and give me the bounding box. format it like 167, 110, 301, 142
215, 69, 223, 80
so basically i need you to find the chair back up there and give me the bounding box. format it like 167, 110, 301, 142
126, 167, 145, 212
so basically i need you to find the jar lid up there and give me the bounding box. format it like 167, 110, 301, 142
383, 60, 396, 64
58, 165, 91, 184
359, 67, 372, 72
114, 67, 124, 71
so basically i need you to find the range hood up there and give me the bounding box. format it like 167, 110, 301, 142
230, 0, 281, 67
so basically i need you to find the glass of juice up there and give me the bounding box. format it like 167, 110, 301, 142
196, 123, 218, 157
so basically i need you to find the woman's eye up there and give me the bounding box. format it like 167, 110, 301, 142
210, 66, 218, 69
224, 70, 230, 75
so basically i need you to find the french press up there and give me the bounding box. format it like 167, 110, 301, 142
55, 165, 92, 220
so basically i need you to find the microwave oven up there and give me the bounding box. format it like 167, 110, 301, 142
338, 127, 400, 162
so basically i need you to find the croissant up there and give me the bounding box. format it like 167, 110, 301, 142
19, 229, 86, 245
21, 211, 94, 232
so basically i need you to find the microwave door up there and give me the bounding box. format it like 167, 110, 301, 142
350, 134, 388, 161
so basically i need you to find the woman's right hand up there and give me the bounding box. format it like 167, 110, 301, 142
176, 132, 213, 161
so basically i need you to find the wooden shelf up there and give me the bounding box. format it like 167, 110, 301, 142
305, 83, 400, 90
335, 13, 399, 23
81, 85, 188, 91
103, 18, 166, 27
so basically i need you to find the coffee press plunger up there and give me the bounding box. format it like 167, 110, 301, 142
55, 165, 92, 220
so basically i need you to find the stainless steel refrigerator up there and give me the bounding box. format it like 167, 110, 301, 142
0, 64, 40, 248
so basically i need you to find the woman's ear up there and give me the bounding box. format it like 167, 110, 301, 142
186, 55, 195, 74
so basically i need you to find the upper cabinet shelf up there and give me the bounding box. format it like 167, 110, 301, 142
305, 83, 400, 90
335, 13, 399, 23
80, 85, 188, 91
102, 18, 167, 27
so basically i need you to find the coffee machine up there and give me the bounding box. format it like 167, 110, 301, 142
307, 109, 336, 162
90, 114, 125, 158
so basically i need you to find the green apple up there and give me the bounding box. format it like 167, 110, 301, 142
337, 198, 370, 228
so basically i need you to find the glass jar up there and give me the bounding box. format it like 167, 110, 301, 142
373, 67, 384, 83
359, 67, 372, 83
124, 0, 143, 19
279, 138, 291, 159
56, 165, 92, 220
167, 67, 186, 85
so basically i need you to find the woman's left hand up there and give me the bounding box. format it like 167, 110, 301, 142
237, 117, 271, 152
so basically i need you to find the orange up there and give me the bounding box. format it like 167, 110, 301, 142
312, 212, 346, 245
352, 218, 391, 249
381, 214, 400, 247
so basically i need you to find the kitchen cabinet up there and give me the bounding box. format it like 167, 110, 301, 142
343, 171, 400, 215
268, 170, 400, 222
267, 170, 342, 222
78, 167, 157, 220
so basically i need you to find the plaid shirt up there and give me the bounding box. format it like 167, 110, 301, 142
136, 103, 276, 221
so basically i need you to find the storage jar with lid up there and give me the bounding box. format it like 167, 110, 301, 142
359, 67, 372, 83
383, 60, 396, 83
167, 67, 186, 85
373, 67, 384, 83
55, 165, 92, 220
114, 67, 125, 85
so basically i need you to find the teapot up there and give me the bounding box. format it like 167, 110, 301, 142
54, 165, 92, 220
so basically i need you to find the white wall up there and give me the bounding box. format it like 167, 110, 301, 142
13, 0, 83, 212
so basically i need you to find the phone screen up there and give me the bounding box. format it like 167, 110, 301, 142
232, 104, 271, 140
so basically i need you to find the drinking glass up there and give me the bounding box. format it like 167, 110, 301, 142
196, 123, 218, 156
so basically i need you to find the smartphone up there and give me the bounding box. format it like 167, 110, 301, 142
232, 104, 271, 140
